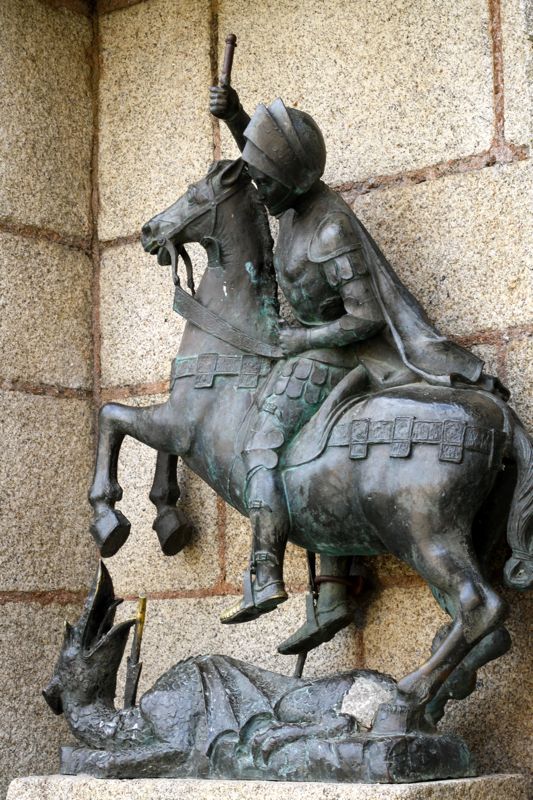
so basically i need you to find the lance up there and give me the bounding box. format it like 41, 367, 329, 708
123, 595, 147, 709
219, 33, 237, 88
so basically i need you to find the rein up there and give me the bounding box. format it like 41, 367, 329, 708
157, 176, 283, 361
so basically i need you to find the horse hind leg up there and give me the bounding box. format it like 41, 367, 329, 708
425, 624, 511, 725
149, 451, 193, 556
374, 529, 508, 732
398, 542, 507, 706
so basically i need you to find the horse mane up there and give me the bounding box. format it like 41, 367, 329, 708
247, 182, 280, 322
206, 159, 279, 318
208, 159, 280, 317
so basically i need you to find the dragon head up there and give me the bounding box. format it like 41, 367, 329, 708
43, 562, 136, 715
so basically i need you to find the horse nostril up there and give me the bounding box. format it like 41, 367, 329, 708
141, 223, 152, 240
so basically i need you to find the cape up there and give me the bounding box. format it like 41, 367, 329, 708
351, 214, 483, 386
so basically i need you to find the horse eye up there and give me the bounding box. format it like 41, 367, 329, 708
186, 186, 197, 202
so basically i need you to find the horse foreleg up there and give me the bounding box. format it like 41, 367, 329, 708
89, 401, 177, 557
89, 403, 131, 556
149, 451, 194, 556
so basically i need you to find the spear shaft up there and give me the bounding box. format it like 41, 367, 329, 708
219, 33, 237, 88
124, 596, 147, 709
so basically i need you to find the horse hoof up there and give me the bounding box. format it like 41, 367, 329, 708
90, 509, 131, 558
153, 507, 193, 556
371, 698, 432, 735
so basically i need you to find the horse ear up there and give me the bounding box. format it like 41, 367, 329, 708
220, 158, 246, 187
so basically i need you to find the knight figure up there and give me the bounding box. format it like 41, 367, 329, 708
209, 84, 507, 652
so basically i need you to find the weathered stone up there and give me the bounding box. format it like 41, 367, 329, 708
505, 333, 533, 431
99, 242, 197, 387
98, 0, 212, 240
0, 392, 96, 591
0, 602, 82, 800
45, 0, 91, 14
99, 395, 221, 595
340, 674, 396, 730
351, 160, 533, 336
218, 0, 494, 184
0, 0, 92, 236
501, 0, 533, 147
6, 774, 529, 800
98, 0, 144, 11
0, 234, 92, 388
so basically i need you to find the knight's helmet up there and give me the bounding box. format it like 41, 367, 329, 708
242, 98, 326, 196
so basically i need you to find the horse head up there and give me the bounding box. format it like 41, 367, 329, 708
141, 159, 268, 270
140, 158, 278, 337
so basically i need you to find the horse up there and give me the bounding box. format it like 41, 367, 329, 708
88, 158, 533, 729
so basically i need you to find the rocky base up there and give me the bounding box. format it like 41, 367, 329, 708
56, 729, 472, 784
6, 774, 529, 800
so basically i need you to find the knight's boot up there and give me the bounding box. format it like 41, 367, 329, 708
221, 504, 288, 624
278, 579, 353, 655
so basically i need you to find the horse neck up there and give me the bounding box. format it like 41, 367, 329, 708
191, 187, 278, 344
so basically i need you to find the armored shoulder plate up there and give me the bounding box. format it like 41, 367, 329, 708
308, 212, 363, 263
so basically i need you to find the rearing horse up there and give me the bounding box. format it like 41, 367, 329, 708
88, 159, 533, 727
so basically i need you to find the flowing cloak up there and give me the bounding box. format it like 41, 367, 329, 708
348, 214, 484, 387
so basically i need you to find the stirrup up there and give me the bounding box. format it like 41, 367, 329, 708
220, 567, 287, 625
277, 593, 352, 655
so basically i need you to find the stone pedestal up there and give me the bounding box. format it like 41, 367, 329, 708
6, 774, 529, 800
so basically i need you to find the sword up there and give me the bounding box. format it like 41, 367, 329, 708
123, 595, 147, 709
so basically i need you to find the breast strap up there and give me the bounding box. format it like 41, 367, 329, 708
161, 238, 284, 360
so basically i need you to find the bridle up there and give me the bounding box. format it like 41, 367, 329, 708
153, 171, 284, 361
156, 175, 247, 297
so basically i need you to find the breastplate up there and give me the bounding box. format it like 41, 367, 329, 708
275, 212, 344, 325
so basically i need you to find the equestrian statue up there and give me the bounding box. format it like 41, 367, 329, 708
46, 36, 532, 783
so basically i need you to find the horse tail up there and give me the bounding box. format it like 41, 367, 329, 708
504, 414, 533, 590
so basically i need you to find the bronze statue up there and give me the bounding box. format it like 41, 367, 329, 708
88, 145, 530, 707
43, 562, 473, 782
45, 37, 532, 783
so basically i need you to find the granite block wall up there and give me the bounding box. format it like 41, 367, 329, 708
0, 1, 96, 797
1, 0, 531, 797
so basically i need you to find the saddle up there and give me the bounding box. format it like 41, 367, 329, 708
282, 337, 420, 469
282, 367, 370, 468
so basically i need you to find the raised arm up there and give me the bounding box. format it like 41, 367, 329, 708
209, 34, 250, 152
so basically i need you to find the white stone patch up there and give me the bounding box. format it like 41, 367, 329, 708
341, 675, 396, 730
